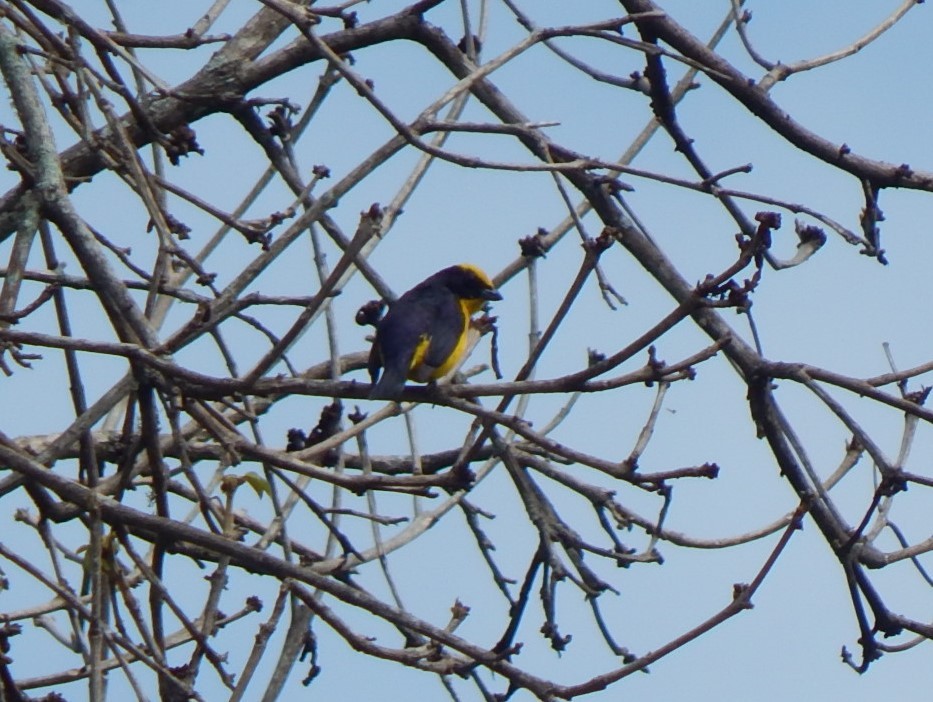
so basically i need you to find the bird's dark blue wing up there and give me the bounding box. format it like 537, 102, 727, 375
417, 294, 464, 374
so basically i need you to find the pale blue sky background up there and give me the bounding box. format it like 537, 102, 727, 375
0, 1, 931, 700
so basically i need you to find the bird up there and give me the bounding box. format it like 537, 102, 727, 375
368, 264, 502, 400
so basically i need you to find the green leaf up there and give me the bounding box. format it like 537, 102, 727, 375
242, 471, 270, 498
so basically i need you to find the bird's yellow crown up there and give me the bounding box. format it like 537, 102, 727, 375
456, 263, 495, 290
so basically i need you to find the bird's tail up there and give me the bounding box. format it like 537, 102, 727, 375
368, 363, 407, 401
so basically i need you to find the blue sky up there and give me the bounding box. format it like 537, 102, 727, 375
0, 1, 931, 700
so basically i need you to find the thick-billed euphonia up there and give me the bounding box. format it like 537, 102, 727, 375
368, 264, 502, 400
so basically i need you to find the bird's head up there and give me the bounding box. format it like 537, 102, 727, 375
442, 264, 502, 303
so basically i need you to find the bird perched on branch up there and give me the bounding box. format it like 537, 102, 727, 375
367, 264, 502, 400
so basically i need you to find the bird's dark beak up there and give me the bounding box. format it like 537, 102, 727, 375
482, 288, 502, 301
